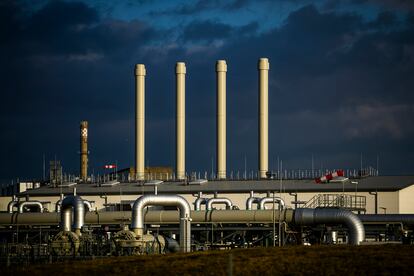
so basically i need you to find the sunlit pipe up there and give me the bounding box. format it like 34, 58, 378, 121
61, 195, 85, 234
216, 60, 227, 179
206, 197, 233, 210
258, 197, 285, 210
258, 58, 269, 179
176, 62, 186, 180
135, 64, 146, 180
131, 194, 191, 252
18, 201, 44, 213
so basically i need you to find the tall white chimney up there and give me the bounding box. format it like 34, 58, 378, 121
258, 58, 269, 179
176, 62, 186, 180
216, 60, 227, 180
135, 64, 146, 181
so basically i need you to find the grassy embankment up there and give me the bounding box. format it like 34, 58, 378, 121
7, 245, 414, 275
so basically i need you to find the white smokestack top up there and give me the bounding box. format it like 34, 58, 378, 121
216, 60, 227, 180
135, 64, 146, 181
258, 58, 269, 179
176, 62, 186, 180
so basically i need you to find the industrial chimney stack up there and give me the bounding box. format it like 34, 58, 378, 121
80, 121, 88, 182
216, 60, 227, 180
135, 64, 146, 181
258, 58, 269, 179
176, 62, 186, 180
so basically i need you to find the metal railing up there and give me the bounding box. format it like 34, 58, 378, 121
304, 194, 366, 212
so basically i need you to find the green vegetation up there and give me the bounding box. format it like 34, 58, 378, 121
8, 245, 414, 275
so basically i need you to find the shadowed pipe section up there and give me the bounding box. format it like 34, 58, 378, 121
294, 208, 365, 245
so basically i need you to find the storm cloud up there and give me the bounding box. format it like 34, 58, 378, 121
1, 0, 414, 182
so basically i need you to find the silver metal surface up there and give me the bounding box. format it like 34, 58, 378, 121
61, 195, 85, 232
258, 197, 285, 210
131, 194, 191, 252
294, 208, 365, 245
7, 201, 18, 214
194, 197, 207, 211
83, 200, 93, 211
206, 197, 233, 210
18, 201, 44, 213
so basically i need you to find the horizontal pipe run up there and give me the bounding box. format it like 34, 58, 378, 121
0, 209, 294, 225
358, 214, 414, 225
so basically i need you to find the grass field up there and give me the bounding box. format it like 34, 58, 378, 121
7, 245, 414, 275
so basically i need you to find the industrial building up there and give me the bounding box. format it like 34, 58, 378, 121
1, 58, 413, 262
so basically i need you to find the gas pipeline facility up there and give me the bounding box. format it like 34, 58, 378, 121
1, 58, 414, 263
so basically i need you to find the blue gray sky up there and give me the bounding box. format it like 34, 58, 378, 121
2, 0, 414, 181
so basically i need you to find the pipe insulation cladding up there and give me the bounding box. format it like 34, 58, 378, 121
80, 121, 88, 181
131, 194, 191, 252
176, 62, 186, 180
216, 60, 227, 180
135, 64, 146, 181
258, 58, 269, 179
60, 195, 86, 234
294, 208, 365, 245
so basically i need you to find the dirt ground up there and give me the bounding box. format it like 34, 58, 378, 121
6, 245, 414, 275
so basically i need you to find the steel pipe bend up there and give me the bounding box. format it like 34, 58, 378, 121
60, 195, 85, 232
258, 197, 285, 210
18, 201, 44, 213
131, 194, 191, 252
294, 208, 365, 245
246, 197, 260, 210
194, 197, 207, 211
206, 198, 233, 211
7, 201, 18, 214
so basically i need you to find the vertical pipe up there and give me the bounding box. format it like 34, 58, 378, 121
176, 62, 186, 180
135, 64, 146, 181
216, 60, 227, 180
258, 58, 269, 179
80, 121, 88, 182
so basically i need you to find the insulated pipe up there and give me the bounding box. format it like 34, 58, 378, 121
18, 201, 44, 213
60, 195, 85, 234
131, 194, 191, 252
258, 58, 269, 179
135, 64, 146, 181
216, 60, 227, 180
258, 197, 285, 210
358, 214, 414, 225
7, 201, 18, 214
176, 62, 186, 180
80, 121, 88, 182
0, 209, 294, 225
206, 197, 233, 210
294, 208, 365, 245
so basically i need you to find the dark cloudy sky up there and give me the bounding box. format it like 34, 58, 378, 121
2, 0, 414, 181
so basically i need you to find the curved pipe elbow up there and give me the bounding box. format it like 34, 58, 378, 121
258, 197, 285, 210
7, 201, 18, 214
294, 208, 365, 245
194, 198, 207, 211
206, 198, 233, 211
61, 195, 85, 232
131, 194, 191, 230
18, 201, 44, 213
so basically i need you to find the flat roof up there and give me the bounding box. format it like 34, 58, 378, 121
20, 176, 414, 197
